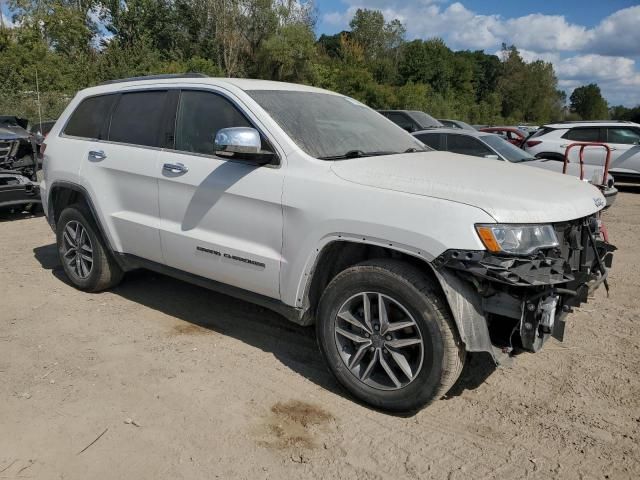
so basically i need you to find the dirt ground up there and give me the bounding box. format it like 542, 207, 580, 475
1, 188, 639, 480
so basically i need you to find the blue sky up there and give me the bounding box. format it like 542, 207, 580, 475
317, 0, 640, 106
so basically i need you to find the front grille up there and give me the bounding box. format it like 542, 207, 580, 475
553, 216, 597, 274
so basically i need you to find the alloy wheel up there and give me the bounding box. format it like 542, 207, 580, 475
334, 292, 424, 391
61, 220, 94, 279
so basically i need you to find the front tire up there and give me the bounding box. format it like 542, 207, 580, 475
316, 259, 465, 413
56, 205, 123, 291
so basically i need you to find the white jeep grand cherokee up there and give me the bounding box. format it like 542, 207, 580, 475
41, 75, 615, 412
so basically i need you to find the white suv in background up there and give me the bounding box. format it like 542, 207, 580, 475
524, 121, 640, 182
41, 75, 615, 412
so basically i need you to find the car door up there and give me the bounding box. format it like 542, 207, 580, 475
157, 89, 284, 299
560, 127, 604, 167
78, 90, 170, 263
605, 126, 640, 175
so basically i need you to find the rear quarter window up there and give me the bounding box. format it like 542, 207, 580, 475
63, 95, 115, 139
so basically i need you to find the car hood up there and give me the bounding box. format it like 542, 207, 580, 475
0, 125, 30, 141
330, 152, 605, 223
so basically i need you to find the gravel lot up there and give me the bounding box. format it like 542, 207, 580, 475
1, 188, 639, 479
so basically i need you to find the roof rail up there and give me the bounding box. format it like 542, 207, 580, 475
100, 73, 208, 85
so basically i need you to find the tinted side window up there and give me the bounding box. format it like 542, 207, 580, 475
64, 95, 115, 139
175, 91, 251, 155
416, 133, 441, 150
447, 134, 493, 157
562, 128, 600, 142
387, 113, 417, 132
607, 127, 640, 145
109, 91, 167, 147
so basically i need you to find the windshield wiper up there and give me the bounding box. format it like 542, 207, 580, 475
319, 150, 396, 160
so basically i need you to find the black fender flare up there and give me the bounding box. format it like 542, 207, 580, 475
47, 181, 120, 259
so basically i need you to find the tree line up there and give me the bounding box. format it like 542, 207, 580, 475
0, 1, 633, 124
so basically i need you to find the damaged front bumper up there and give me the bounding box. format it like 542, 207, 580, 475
433, 216, 615, 362
0, 170, 41, 210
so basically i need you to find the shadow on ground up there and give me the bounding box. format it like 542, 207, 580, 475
33, 242, 496, 414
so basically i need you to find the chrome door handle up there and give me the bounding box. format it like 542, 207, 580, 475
88, 150, 107, 161
163, 162, 189, 174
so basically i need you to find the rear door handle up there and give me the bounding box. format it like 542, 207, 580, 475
163, 162, 189, 174
88, 150, 107, 161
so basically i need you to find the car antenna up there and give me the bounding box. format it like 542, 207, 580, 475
35, 69, 43, 134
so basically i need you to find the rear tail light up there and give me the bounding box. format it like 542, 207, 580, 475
525, 140, 542, 148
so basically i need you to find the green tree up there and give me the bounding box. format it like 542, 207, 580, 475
256, 24, 317, 82
399, 39, 453, 93
570, 84, 609, 120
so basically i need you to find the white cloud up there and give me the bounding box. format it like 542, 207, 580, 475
556, 54, 640, 106
556, 55, 637, 82
502, 14, 590, 52
587, 6, 640, 57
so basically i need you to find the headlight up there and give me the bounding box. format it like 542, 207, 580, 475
475, 224, 559, 255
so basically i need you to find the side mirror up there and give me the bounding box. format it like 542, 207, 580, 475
214, 127, 274, 164
484, 154, 500, 160
215, 127, 261, 156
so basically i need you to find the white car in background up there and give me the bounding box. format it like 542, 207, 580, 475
523, 121, 640, 182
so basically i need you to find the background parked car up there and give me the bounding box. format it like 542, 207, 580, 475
517, 125, 539, 134
379, 110, 443, 132
479, 126, 527, 147
523, 120, 640, 182
414, 128, 617, 206
0, 170, 41, 212
0, 116, 39, 176
438, 119, 475, 130
0, 116, 41, 212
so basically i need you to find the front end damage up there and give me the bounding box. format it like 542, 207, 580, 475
433, 216, 615, 363
0, 116, 41, 211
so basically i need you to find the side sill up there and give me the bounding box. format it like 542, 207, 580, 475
114, 253, 308, 326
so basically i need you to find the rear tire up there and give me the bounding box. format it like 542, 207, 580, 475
316, 259, 465, 413
56, 204, 123, 292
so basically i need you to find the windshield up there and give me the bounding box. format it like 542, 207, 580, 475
481, 134, 536, 163
247, 90, 425, 159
